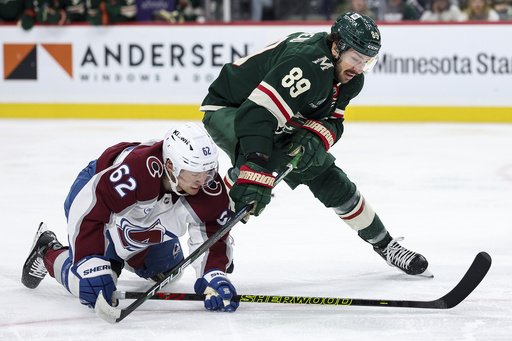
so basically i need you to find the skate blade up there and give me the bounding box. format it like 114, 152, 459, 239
416, 268, 434, 278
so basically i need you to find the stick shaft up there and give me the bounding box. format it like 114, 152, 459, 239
114, 252, 492, 310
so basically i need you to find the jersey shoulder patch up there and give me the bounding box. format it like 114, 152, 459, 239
145, 156, 164, 179
185, 176, 230, 224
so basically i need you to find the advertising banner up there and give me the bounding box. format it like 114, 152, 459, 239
1, 23, 511, 119
1, 25, 311, 104
360, 24, 512, 107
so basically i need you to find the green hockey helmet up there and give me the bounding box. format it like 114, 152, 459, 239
331, 12, 381, 58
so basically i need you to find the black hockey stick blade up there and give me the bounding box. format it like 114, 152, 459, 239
116, 252, 492, 309
434, 251, 491, 308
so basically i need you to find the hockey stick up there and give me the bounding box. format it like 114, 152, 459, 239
95, 153, 302, 324
114, 252, 491, 309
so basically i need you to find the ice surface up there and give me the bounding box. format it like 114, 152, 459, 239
1, 119, 511, 340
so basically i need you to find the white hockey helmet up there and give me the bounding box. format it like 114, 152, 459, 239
162, 122, 219, 193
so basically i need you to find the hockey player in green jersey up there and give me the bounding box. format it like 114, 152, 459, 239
201, 12, 432, 277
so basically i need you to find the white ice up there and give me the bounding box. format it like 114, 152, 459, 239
1, 119, 511, 341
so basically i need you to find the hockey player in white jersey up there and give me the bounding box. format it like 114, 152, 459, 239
22, 122, 238, 312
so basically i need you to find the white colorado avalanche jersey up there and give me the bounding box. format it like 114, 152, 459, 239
66, 140, 232, 278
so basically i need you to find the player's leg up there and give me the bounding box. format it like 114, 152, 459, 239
203, 107, 250, 221
22, 222, 118, 308
23, 161, 119, 305
305, 163, 431, 276
203, 108, 239, 164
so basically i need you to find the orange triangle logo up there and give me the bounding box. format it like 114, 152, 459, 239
42, 44, 73, 78
3, 44, 36, 79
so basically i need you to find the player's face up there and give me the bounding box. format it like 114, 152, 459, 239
177, 169, 215, 195
332, 45, 377, 83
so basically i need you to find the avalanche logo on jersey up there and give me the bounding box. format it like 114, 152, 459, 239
117, 218, 167, 252
146, 156, 163, 178
202, 179, 223, 197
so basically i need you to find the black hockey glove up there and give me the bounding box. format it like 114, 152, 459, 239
285, 119, 336, 172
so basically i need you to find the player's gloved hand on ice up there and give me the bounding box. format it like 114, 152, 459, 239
285, 119, 336, 172
228, 161, 275, 221
194, 269, 239, 312
70, 255, 117, 308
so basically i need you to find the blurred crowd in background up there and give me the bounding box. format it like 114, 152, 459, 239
1, 0, 511, 30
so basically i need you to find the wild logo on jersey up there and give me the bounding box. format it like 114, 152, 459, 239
312, 56, 334, 71
117, 218, 175, 252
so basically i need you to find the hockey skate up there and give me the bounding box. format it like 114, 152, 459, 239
374, 237, 433, 278
22, 222, 64, 289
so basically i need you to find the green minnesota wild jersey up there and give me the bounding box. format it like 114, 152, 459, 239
200, 31, 364, 157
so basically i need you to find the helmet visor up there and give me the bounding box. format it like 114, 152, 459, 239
179, 167, 217, 188
203, 168, 217, 187
340, 49, 379, 73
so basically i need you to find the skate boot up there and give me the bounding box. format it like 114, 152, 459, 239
374, 237, 433, 278
22, 222, 64, 289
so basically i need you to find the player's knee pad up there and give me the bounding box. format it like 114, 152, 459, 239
307, 163, 354, 206
134, 239, 184, 280
333, 190, 376, 231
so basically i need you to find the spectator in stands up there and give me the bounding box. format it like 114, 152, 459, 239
340, 0, 377, 19
18, 0, 86, 30
492, 0, 512, 19
382, 0, 421, 20
252, 0, 273, 20
407, 0, 428, 16
0, 0, 23, 23
420, 0, 463, 20
152, 0, 204, 22
87, 0, 137, 25
383, 0, 422, 20
459, 0, 500, 20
